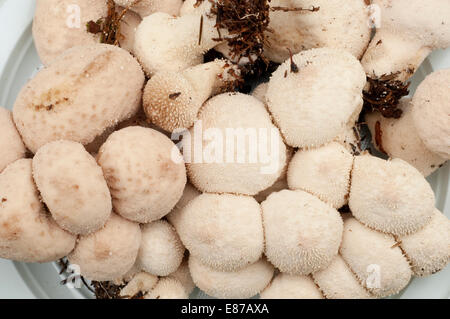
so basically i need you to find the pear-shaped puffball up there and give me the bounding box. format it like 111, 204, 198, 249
312, 255, 374, 299
174, 193, 264, 272
186, 93, 287, 196
349, 154, 435, 236
262, 190, 343, 275
145, 277, 188, 299
266, 48, 366, 148
119, 272, 159, 298
288, 142, 354, 209
137, 220, 185, 276
32, 140, 112, 235
411, 69, 450, 159
114, 0, 183, 17
168, 257, 195, 295
68, 213, 141, 281
189, 256, 274, 299
166, 183, 201, 227
97, 126, 186, 223
366, 98, 446, 177
13, 44, 144, 154
260, 274, 323, 299
0, 107, 26, 173
400, 209, 450, 277
340, 217, 412, 298
0, 159, 76, 262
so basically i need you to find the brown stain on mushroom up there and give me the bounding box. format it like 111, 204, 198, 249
0, 215, 22, 240
94, 240, 112, 260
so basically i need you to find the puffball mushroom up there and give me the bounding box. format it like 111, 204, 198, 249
68, 213, 141, 281
262, 190, 343, 275
361, 0, 450, 82
13, 44, 144, 154
264, 0, 371, 63
251, 83, 268, 103
32, 140, 112, 235
349, 154, 435, 236
143, 59, 240, 132
340, 217, 412, 298
400, 209, 450, 277
260, 274, 323, 299
189, 256, 275, 299
119, 272, 158, 298
116, 8, 142, 54
166, 183, 201, 228
114, 0, 183, 17
287, 142, 354, 209
145, 277, 188, 299
168, 257, 196, 295
173, 193, 264, 272
186, 93, 287, 196
266, 48, 366, 148
97, 126, 186, 223
0, 159, 76, 262
0, 107, 26, 173
137, 220, 185, 276
366, 98, 446, 177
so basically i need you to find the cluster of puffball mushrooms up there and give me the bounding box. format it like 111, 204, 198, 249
0, 0, 449, 299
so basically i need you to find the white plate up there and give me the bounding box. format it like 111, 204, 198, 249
0, 0, 449, 299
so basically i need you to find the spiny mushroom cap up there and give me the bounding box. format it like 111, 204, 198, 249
340, 217, 412, 298
168, 257, 195, 295
174, 193, 264, 272
145, 277, 188, 299
186, 93, 287, 196
114, 0, 183, 17
411, 69, 450, 159
119, 272, 159, 298
137, 220, 185, 276
260, 274, 323, 299
32, 140, 112, 235
13, 44, 144, 154
68, 213, 141, 281
97, 126, 187, 223
366, 98, 446, 177
0, 159, 76, 262
288, 142, 354, 209
262, 189, 343, 275
0, 107, 26, 173
349, 154, 435, 236
166, 183, 201, 228
312, 255, 374, 299
264, 0, 371, 63
266, 48, 366, 148
189, 256, 274, 299
400, 209, 450, 277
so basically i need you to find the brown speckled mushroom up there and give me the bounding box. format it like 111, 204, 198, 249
260, 274, 323, 299
0, 107, 26, 173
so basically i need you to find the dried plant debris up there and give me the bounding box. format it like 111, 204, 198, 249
363, 74, 410, 119
91, 281, 145, 299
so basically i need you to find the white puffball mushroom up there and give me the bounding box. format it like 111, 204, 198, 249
349, 154, 435, 236
400, 209, 450, 277
189, 256, 275, 299
114, 0, 183, 17
137, 220, 185, 276
97, 126, 187, 223
68, 213, 141, 281
262, 190, 343, 275
13, 44, 144, 154
168, 257, 195, 295
260, 274, 323, 299
0, 107, 26, 173
174, 193, 264, 272
0, 159, 76, 262
119, 272, 159, 298
166, 183, 201, 228
312, 255, 374, 299
340, 217, 412, 298
145, 277, 188, 299
32, 140, 112, 235
287, 142, 354, 209
266, 48, 366, 148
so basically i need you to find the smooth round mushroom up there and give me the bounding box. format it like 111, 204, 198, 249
68, 213, 141, 281
32, 140, 112, 235
114, 0, 183, 17
340, 217, 412, 298
0, 107, 26, 173
349, 154, 435, 236
266, 48, 366, 148
186, 93, 287, 196
0, 159, 76, 263
137, 220, 185, 276
13, 44, 144, 153
260, 274, 323, 299
97, 126, 186, 223
189, 256, 274, 299
119, 272, 159, 298
288, 142, 354, 209
168, 257, 195, 295
400, 209, 450, 277
145, 277, 188, 299
262, 189, 343, 275
173, 193, 264, 272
